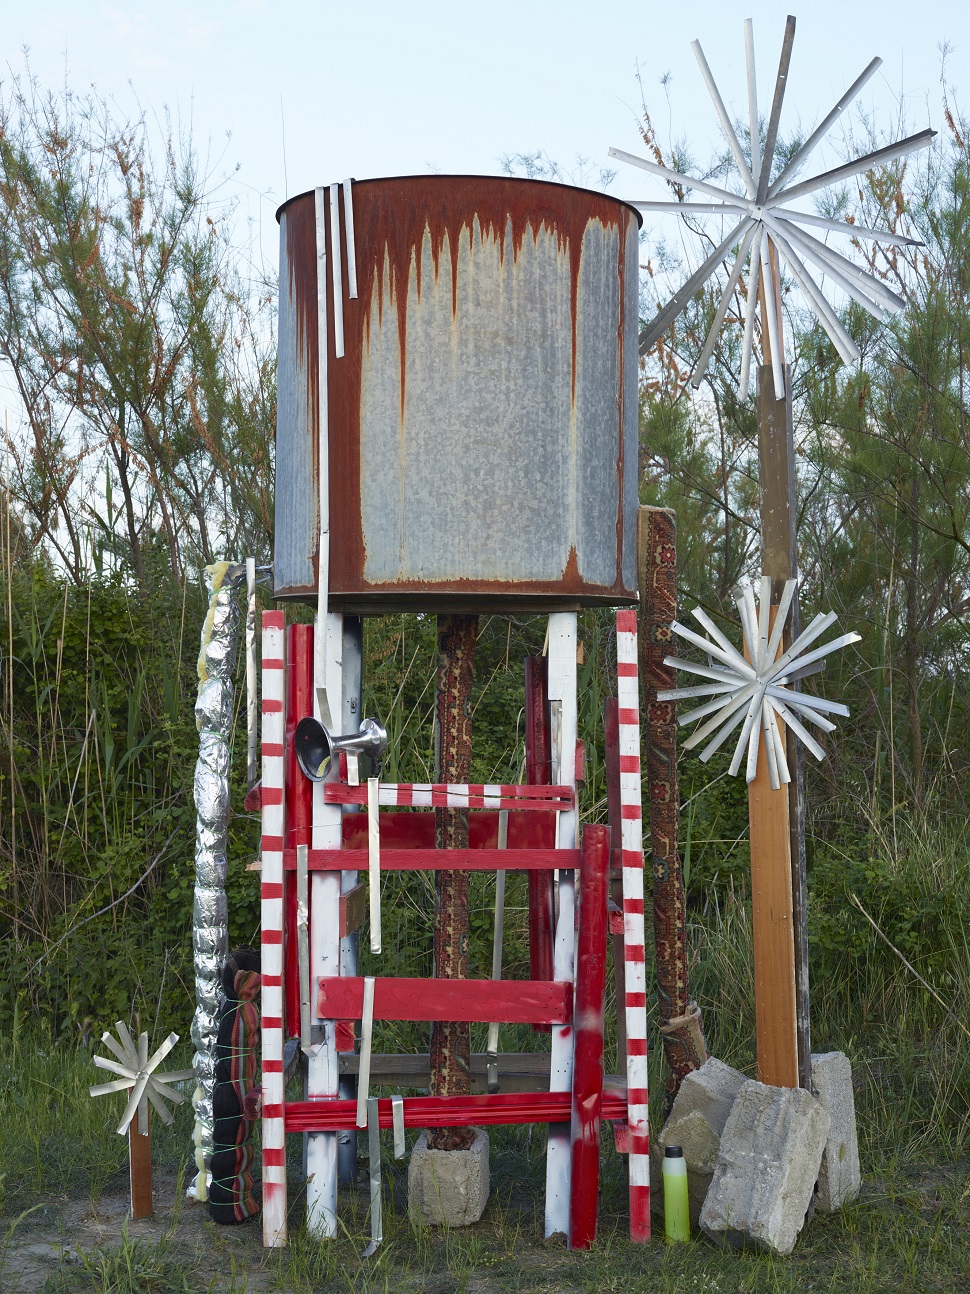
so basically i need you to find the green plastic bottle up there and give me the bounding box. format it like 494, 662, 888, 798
662, 1144, 690, 1241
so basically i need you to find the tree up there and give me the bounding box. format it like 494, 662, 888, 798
0, 68, 276, 590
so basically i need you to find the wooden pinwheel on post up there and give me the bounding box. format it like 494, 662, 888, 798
90, 1022, 195, 1217
610, 15, 930, 1091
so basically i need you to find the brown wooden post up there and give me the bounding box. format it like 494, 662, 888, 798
752, 350, 811, 1090
428, 613, 478, 1150
128, 1107, 153, 1217
638, 506, 708, 1106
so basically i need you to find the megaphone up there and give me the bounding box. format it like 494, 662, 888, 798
294, 715, 389, 782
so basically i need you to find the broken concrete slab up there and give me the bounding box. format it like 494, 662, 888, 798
699, 1079, 830, 1255
408, 1128, 490, 1227
652, 1057, 748, 1226
811, 1051, 861, 1211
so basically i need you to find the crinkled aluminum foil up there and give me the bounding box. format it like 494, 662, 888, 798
188, 560, 245, 1202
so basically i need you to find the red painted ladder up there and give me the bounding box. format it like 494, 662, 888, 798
259, 609, 650, 1248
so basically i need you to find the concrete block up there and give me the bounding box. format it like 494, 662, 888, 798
408, 1129, 490, 1227
811, 1052, 861, 1211
652, 1057, 747, 1226
699, 1079, 829, 1255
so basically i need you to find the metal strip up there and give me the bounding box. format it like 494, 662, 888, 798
362, 1095, 382, 1257
692, 39, 756, 197
768, 57, 883, 197
772, 128, 936, 207
297, 844, 312, 1053
739, 226, 762, 399
639, 217, 753, 354
690, 224, 758, 388
367, 777, 381, 954
329, 182, 344, 359
773, 207, 921, 248
313, 188, 332, 731
760, 235, 787, 400
745, 18, 760, 188
342, 178, 358, 299
486, 809, 508, 1092
245, 558, 258, 789
391, 1095, 405, 1158
755, 14, 797, 206
357, 976, 376, 1129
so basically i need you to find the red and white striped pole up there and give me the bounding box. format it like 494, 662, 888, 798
616, 609, 651, 1241
260, 610, 288, 1248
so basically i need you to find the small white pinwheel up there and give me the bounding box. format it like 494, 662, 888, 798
658, 576, 860, 790
89, 1021, 196, 1136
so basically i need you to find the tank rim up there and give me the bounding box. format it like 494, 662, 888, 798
275, 173, 643, 228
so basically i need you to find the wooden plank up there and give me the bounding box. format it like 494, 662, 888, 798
284, 1090, 628, 1133
746, 599, 798, 1089
317, 976, 573, 1026
338, 882, 367, 937
757, 363, 811, 1090
129, 1109, 152, 1218
288, 847, 579, 872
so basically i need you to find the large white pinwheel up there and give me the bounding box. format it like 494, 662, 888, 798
89, 1021, 196, 1136
658, 577, 860, 790
610, 15, 934, 400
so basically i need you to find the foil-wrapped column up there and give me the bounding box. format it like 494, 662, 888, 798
638, 507, 707, 1109
189, 560, 246, 1200
428, 614, 478, 1152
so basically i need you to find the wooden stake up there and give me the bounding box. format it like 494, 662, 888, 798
128, 1107, 153, 1218
747, 613, 798, 1088
755, 361, 812, 1089
754, 239, 812, 1091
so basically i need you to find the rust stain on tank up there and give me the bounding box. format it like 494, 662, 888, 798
343, 179, 612, 418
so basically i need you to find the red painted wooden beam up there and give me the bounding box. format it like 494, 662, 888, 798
317, 976, 572, 1025
282, 1090, 628, 1132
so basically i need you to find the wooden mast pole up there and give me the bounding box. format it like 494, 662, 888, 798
753, 240, 811, 1089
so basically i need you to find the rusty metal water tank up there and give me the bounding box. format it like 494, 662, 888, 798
275, 175, 641, 612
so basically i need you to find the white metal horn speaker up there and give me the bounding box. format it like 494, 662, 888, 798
294, 716, 388, 782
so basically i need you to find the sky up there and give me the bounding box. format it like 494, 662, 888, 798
1, 0, 960, 284
0, 0, 961, 434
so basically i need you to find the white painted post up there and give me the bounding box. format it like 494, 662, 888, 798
306, 609, 344, 1238
544, 611, 578, 1238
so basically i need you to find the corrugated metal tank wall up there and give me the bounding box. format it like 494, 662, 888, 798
275, 175, 641, 612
